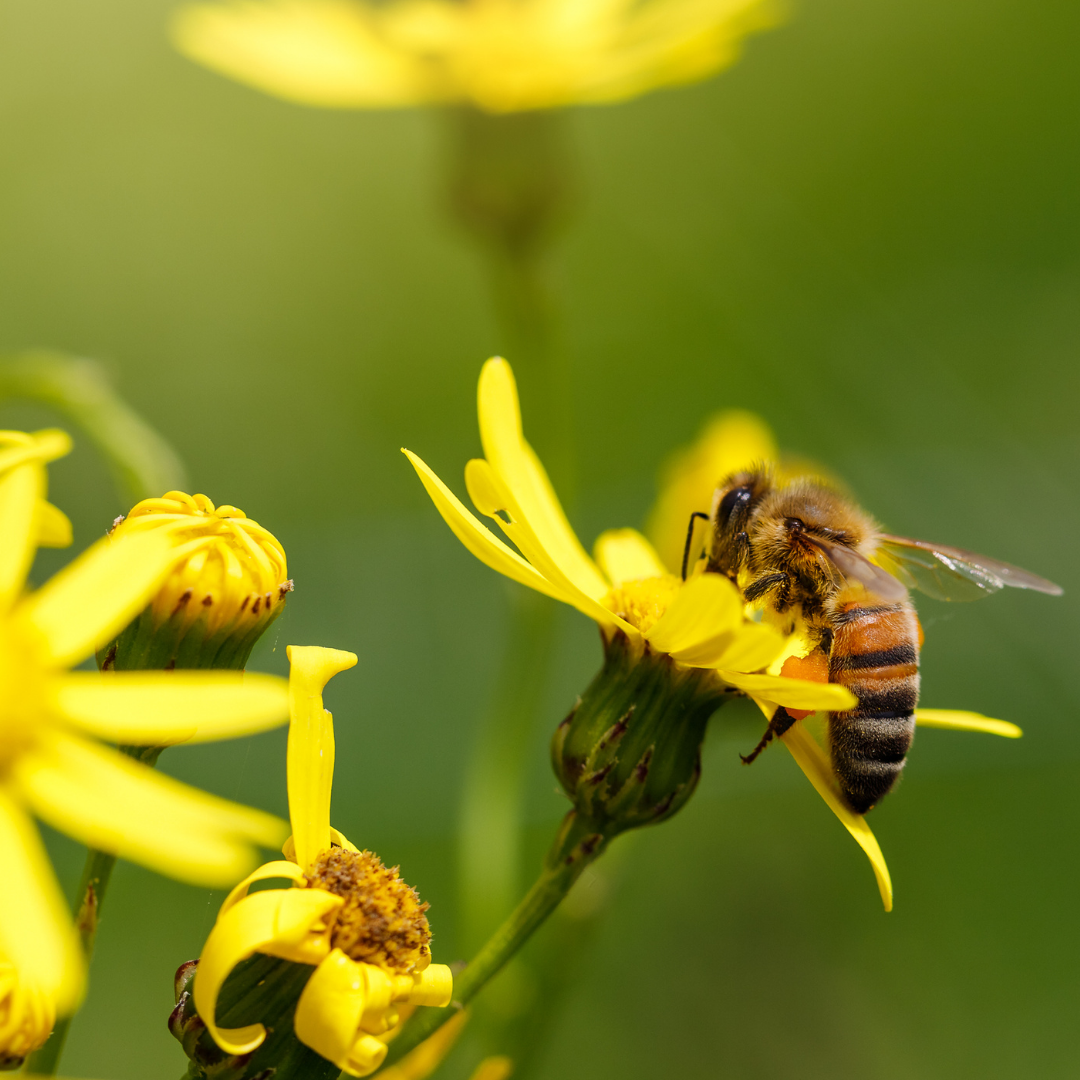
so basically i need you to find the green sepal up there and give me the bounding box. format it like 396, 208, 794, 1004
552, 631, 731, 835
169, 954, 340, 1080
97, 598, 286, 672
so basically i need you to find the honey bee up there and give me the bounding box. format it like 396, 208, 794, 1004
691, 469, 1062, 814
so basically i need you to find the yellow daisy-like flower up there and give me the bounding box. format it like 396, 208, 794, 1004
0, 459, 292, 1022
403, 359, 896, 871
172, 0, 778, 114
190, 646, 453, 1079
104, 491, 293, 670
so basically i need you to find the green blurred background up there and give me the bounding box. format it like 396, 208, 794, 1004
2, 0, 1079, 1075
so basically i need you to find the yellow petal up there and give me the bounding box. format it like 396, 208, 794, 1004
172, 0, 435, 110
294, 950, 392, 1077
464, 457, 638, 637
35, 499, 72, 549
477, 358, 609, 601
15, 730, 286, 887
780, 722, 893, 911
53, 671, 289, 745
219, 860, 308, 918
689, 620, 786, 672
403, 449, 569, 604
721, 672, 857, 712
0, 787, 83, 1011
646, 573, 742, 655
17, 530, 200, 668
593, 528, 667, 586
468, 1058, 515, 1080
0, 461, 44, 616
286, 645, 357, 872
915, 709, 1022, 738
195, 887, 343, 1056
376, 1010, 470, 1080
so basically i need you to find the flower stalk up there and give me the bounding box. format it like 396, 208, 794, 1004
385, 809, 613, 1066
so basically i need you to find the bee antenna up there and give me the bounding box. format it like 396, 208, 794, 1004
682, 512, 710, 581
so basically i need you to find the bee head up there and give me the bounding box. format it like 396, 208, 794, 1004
708, 468, 772, 576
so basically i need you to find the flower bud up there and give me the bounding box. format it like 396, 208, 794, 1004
99, 491, 292, 671
551, 628, 730, 837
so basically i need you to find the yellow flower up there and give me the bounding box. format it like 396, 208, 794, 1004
0, 458, 292, 1021
405, 357, 848, 732
647, 409, 1027, 911
104, 491, 293, 670
172, 0, 779, 114
191, 646, 453, 1079
402, 358, 871, 884
0, 958, 54, 1066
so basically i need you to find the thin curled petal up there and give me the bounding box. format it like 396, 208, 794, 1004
286, 645, 357, 872
294, 950, 393, 1076
403, 449, 569, 603
721, 671, 857, 712
671, 619, 785, 671
593, 529, 666, 586
0, 787, 83, 1010
17, 531, 201, 668
646, 573, 745, 655
915, 709, 1021, 738
14, 731, 286, 887
195, 888, 343, 1055
465, 458, 637, 636
478, 358, 609, 600
53, 671, 289, 745
219, 860, 308, 917
781, 722, 893, 911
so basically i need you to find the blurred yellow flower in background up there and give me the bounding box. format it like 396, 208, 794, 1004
191, 646, 452, 1078
0, 441, 291, 1027
171, 0, 779, 113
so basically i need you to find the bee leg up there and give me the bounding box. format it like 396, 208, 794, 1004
681, 511, 711, 581
743, 571, 789, 604
740, 708, 797, 765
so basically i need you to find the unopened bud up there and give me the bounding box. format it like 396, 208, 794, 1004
100, 492, 292, 671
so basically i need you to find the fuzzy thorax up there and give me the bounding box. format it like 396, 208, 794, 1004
306, 849, 432, 974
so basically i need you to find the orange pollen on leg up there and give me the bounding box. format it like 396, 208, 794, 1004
780, 651, 830, 721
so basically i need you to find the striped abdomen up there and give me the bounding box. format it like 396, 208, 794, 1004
828, 599, 920, 814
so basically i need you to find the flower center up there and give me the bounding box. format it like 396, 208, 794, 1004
602, 574, 681, 635
305, 849, 432, 973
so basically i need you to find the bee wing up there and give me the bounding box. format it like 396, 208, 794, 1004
804, 535, 909, 603
875, 534, 1063, 602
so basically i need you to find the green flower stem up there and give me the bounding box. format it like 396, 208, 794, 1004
26, 745, 163, 1075
384, 810, 613, 1067
0, 351, 186, 504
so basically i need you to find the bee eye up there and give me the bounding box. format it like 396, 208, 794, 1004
786, 517, 806, 533
718, 486, 752, 523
